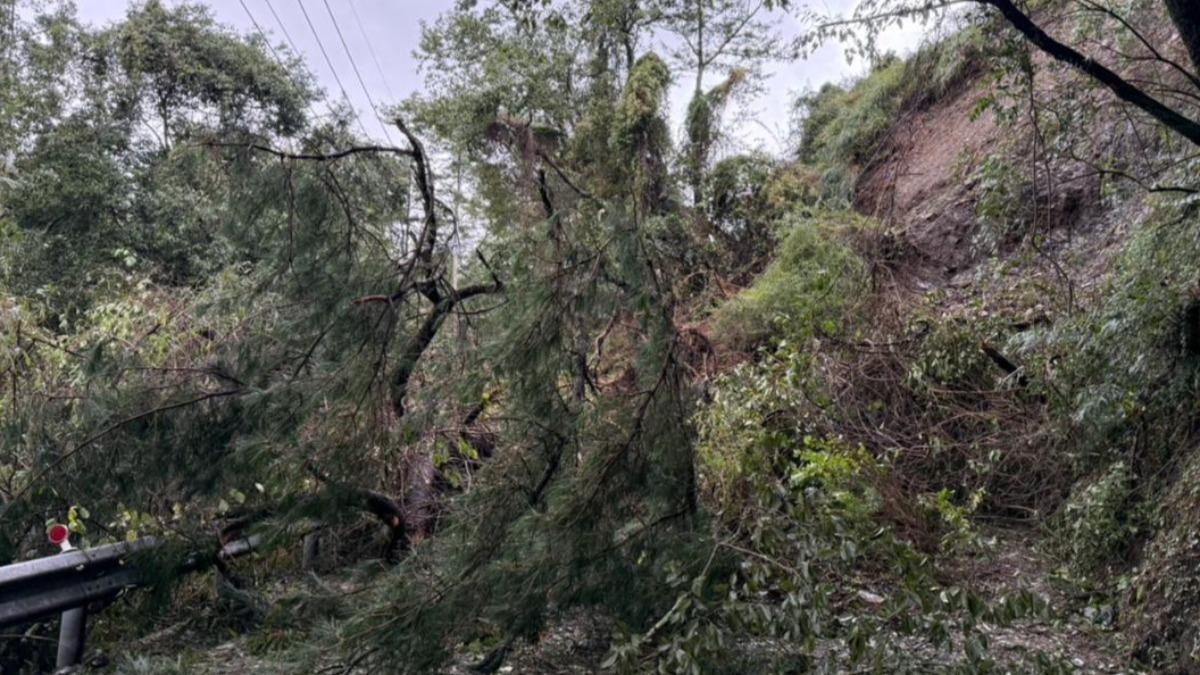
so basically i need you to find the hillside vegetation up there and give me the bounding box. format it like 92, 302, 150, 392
3, 0, 1200, 673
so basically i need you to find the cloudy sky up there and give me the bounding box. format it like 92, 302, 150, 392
73, 0, 926, 154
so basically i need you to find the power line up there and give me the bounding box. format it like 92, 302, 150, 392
262, 0, 305, 60
294, 0, 374, 141
347, 0, 397, 102
239, 0, 412, 266
294, 0, 411, 240
322, 0, 395, 144
237, 0, 335, 131
3, 0, 18, 74
248, 0, 409, 193
236, 0, 284, 64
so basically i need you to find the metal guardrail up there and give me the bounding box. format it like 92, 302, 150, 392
0, 534, 261, 671
0, 539, 154, 628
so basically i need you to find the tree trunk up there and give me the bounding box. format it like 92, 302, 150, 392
389, 280, 502, 419
692, 1, 707, 208
694, 0, 705, 98
1164, 0, 1200, 76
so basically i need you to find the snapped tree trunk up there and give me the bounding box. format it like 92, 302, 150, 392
390, 280, 503, 419
1164, 0, 1200, 76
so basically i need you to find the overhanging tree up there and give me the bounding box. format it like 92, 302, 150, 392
789, 0, 1200, 148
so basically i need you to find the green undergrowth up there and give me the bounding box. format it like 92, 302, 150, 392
656, 198, 1069, 670
959, 142, 1200, 675
643, 12, 1200, 673
1125, 445, 1200, 670
1050, 460, 1135, 582
636, 338, 1057, 671
710, 210, 870, 349
1027, 190, 1200, 669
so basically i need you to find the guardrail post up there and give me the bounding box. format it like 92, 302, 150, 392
55, 605, 86, 671
46, 524, 88, 670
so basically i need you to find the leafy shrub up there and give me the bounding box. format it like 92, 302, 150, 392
693, 346, 810, 511
1054, 461, 1134, 579
710, 211, 867, 349
693, 339, 879, 524
920, 487, 987, 553
973, 154, 1033, 253
791, 435, 883, 524
759, 162, 825, 214
795, 59, 908, 168
705, 152, 781, 262
907, 317, 1002, 392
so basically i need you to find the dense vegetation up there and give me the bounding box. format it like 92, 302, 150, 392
2, 0, 1200, 672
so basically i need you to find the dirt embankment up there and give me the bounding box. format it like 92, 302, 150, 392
848, 2, 1197, 298
854, 76, 1001, 277
846, 9, 1200, 672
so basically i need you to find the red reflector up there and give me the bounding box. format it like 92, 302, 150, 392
47, 524, 70, 545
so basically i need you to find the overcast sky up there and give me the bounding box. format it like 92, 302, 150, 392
72, 0, 926, 154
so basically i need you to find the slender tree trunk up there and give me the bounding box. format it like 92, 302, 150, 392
623, 32, 635, 76
691, 2, 707, 209
160, 100, 171, 151
1164, 0, 1200, 76
301, 531, 320, 571
694, 0, 705, 98
689, 90, 706, 210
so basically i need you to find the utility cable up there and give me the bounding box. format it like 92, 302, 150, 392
295, 0, 374, 140
321, 0, 395, 144
347, 0, 397, 102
